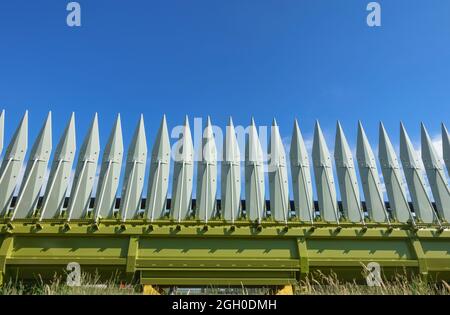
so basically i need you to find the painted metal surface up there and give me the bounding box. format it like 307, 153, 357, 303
11, 112, 52, 220
400, 123, 437, 224
312, 121, 339, 223
357, 122, 389, 223
196, 117, 217, 222
39, 113, 76, 220
334, 122, 363, 223
421, 124, 450, 222
290, 120, 314, 222
0, 111, 28, 217
221, 117, 241, 222
94, 115, 124, 220
269, 119, 289, 223
0, 111, 449, 286
146, 115, 171, 221
378, 123, 413, 223
171, 117, 194, 222
120, 115, 147, 221
245, 118, 265, 223
442, 123, 450, 175
66, 114, 100, 221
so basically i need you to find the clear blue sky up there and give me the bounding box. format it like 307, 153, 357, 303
1, 0, 450, 164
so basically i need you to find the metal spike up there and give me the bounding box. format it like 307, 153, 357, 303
245, 118, 265, 223
120, 115, 147, 221
356, 122, 389, 223
221, 117, 241, 223
269, 118, 289, 223
12, 112, 52, 220
0, 111, 28, 217
0, 110, 4, 156
196, 116, 217, 222
400, 123, 436, 224
171, 116, 194, 222
66, 113, 100, 221
334, 122, 364, 223
93, 115, 124, 220
442, 123, 450, 175
146, 115, 171, 221
39, 113, 76, 220
290, 119, 314, 223
312, 121, 338, 223
378, 123, 413, 223
421, 123, 450, 221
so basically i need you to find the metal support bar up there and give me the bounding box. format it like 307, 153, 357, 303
0, 237, 13, 286
126, 236, 139, 275
410, 237, 428, 280
296, 238, 309, 280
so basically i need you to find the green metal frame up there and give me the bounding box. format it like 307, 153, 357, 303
0, 219, 449, 286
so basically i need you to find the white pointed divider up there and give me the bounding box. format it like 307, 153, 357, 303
0, 111, 28, 217
93, 115, 124, 221
66, 114, 100, 221
221, 117, 241, 223
442, 124, 450, 175
356, 122, 390, 224
334, 122, 364, 223
146, 115, 170, 221
378, 123, 413, 223
196, 117, 217, 222
245, 118, 265, 223
120, 115, 147, 221
312, 121, 339, 223
39, 114, 76, 220
290, 120, 314, 223
268, 119, 289, 223
0, 110, 4, 156
399, 123, 436, 224
421, 123, 450, 222
171, 116, 194, 222
11, 112, 52, 220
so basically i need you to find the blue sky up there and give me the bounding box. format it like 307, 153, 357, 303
1, 1, 450, 198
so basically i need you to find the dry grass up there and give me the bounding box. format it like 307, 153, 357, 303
296, 271, 450, 295
0, 273, 139, 295
1, 272, 449, 295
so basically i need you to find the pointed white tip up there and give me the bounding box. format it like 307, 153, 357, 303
314, 120, 321, 131
420, 122, 428, 136
442, 123, 448, 135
